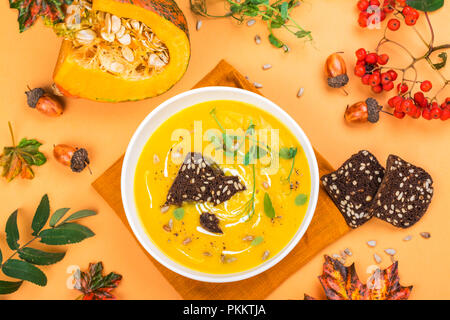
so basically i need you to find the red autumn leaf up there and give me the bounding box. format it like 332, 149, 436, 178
73, 262, 122, 300
8, 0, 72, 32
365, 261, 412, 300
306, 255, 412, 300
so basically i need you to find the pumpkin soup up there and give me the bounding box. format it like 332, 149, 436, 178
134, 100, 311, 274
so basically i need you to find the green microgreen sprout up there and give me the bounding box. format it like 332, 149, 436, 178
190, 0, 312, 51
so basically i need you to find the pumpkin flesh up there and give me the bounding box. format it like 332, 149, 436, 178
53, 0, 190, 102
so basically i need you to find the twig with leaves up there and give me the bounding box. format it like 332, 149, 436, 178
0, 194, 96, 295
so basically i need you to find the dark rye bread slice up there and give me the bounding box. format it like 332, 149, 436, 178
321, 150, 385, 228
165, 152, 246, 206
370, 155, 433, 228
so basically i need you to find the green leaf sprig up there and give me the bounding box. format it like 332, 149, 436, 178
209, 108, 265, 220
209, 108, 299, 221
0, 194, 96, 295
0, 122, 46, 182
251, 235, 264, 246
279, 147, 297, 182
190, 0, 312, 51
295, 193, 307, 206
173, 208, 185, 220
263, 192, 276, 218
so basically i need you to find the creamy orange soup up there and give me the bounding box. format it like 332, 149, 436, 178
134, 100, 311, 274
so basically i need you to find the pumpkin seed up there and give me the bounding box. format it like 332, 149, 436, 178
373, 253, 382, 264
160, 205, 169, 213
254, 34, 261, 44
66, 4, 78, 15
262, 250, 270, 261
253, 82, 263, 89
121, 46, 134, 62
420, 232, 431, 239
367, 240, 377, 247
116, 25, 125, 38
75, 29, 96, 44
109, 62, 124, 73
297, 87, 304, 98
130, 19, 140, 31
111, 15, 121, 33
262, 64, 272, 70
221, 254, 237, 263
148, 54, 166, 68
100, 30, 114, 42
196, 20, 202, 31
104, 13, 111, 34
117, 33, 131, 45
403, 235, 412, 241
247, 19, 256, 26
384, 248, 396, 256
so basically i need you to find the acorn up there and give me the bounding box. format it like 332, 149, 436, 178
53, 144, 90, 173
345, 98, 382, 124
26, 87, 63, 117
325, 52, 349, 89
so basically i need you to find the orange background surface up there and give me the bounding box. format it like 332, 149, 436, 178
1, 0, 449, 300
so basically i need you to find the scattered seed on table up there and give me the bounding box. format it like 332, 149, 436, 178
254, 35, 261, 44
262, 64, 272, 70
384, 248, 396, 256
196, 20, 202, 31
403, 235, 412, 241
247, 19, 256, 27
344, 248, 352, 256
367, 240, 377, 247
420, 232, 431, 239
297, 87, 304, 98
373, 253, 382, 264
332, 254, 341, 259
254, 82, 263, 89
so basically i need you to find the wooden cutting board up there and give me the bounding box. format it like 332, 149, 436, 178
92, 60, 351, 300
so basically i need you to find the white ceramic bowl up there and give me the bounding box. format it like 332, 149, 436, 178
121, 86, 319, 283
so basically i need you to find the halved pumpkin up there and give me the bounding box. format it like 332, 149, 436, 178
53, 0, 190, 102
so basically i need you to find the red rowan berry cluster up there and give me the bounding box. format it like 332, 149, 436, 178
354, 0, 449, 121
354, 49, 396, 93
356, 0, 418, 28
387, 88, 450, 120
